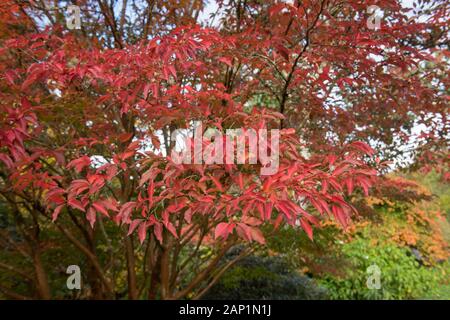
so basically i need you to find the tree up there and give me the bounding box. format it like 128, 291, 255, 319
0, 0, 447, 299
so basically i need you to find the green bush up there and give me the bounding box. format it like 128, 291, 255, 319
319, 238, 448, 299
202, 248, 328, 300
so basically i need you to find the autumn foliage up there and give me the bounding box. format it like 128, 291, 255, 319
0, 0, 448, 299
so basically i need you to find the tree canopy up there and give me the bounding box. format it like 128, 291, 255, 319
0, 0, 448, 299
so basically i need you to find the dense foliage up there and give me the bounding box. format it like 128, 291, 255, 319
269, 172, 449, 299
0, 0, 448, 299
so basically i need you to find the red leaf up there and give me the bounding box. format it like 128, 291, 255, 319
67, 156, 91, 173
92, 201, 109, 217
345, 178, 354, 195
256, 202, 265, 220
210, 175, 224, 192
214, 222, 235, 240
99, 198, 119, 212
138, 222, 147, 244
332, 205, 348, 228
86, 207, 96, 228
118, 202, 136, 223
69, 179, 90, 196
236, 223, 252, 241
165, 222, 178, 238
52, 205, 64, 222
153, 222, 163, 244
0, 154, 13, 169
264, 202, 273, 220
349, 141, 374, 156
300, 219, 313, 240
219, 57, 233, 67
68, 198, 86, 212
275, 201, 292, 220
237, 173, 244, 190
274, 214, 283, 229
147, 180, 155, 206
128, 219, 142, 236
250, 227, 266, 244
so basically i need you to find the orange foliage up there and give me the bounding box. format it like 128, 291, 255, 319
362, 176, 449, 265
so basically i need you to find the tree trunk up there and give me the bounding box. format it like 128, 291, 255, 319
32, 249, 51, 299
124, 235, 138, 299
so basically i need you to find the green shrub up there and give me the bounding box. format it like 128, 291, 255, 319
319, 238, 448, 299
202, 248, 328, 300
